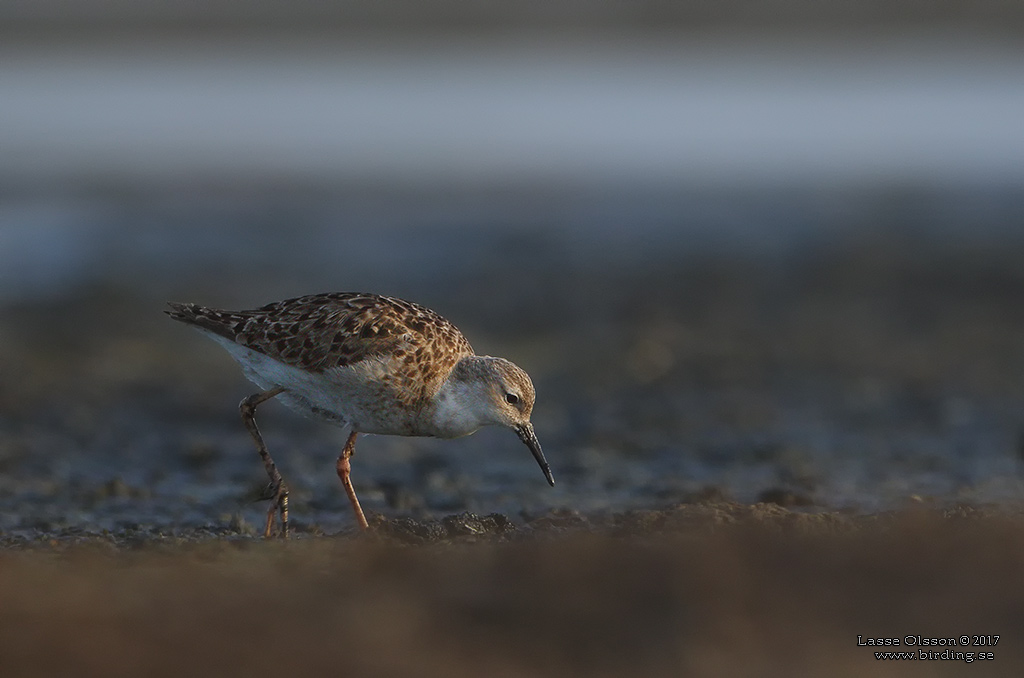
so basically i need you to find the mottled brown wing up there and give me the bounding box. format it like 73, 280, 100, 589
167, 293, 474, 376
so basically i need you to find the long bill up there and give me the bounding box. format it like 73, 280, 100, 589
515, 423, 555, 487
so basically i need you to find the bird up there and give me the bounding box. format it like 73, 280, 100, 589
166, 292, 553, 538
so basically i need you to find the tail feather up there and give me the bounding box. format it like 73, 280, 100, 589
165, 302, 239, 341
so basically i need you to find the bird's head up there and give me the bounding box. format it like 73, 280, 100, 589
438, 355, 554, 486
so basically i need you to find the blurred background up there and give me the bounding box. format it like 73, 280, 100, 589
2, 1, 1024, 536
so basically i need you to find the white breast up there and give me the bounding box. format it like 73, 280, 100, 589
427, 377, 493, 439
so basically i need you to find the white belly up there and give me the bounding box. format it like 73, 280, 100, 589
202, 331, 426, 435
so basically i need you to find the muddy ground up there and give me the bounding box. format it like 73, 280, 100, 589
2, 504, 1023, 677
2, 187, 1024, 675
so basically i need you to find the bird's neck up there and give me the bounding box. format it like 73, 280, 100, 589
426, 367, 491, 439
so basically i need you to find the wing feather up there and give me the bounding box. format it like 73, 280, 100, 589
166, 293, 474, 383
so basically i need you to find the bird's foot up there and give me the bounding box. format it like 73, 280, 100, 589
259, 478, 290, 539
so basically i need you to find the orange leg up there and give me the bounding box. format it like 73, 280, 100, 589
337, 431, 369, 530
239, 387, 290, 538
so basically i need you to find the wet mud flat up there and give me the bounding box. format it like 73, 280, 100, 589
2, 502, 1023, 678
6, 216, 1024, 534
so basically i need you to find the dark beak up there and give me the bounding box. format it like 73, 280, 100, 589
515, 423, 555, 487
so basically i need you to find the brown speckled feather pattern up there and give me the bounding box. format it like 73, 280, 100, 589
166, 293, 475, 402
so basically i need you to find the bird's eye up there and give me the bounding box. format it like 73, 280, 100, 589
505, 392, 520, 405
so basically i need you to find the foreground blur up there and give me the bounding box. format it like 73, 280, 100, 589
2, 506, 1023, 677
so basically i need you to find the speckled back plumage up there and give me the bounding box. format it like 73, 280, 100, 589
166, 293, 475, 399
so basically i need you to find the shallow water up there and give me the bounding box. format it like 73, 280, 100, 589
2, 36, 1023, 187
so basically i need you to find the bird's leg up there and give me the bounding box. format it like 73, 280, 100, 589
239, 387, 289, 538
337, 431, 369, 530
